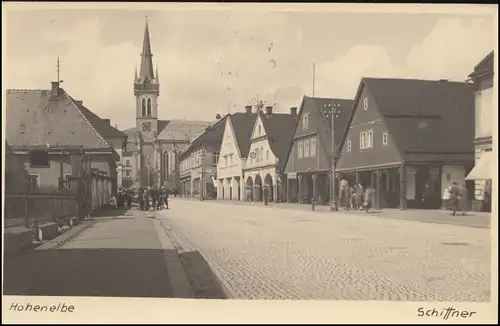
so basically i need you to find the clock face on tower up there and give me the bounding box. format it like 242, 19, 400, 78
142, 122, 151, 132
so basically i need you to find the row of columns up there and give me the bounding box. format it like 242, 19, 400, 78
285, 166, 408, 211
218, 177, 242, 200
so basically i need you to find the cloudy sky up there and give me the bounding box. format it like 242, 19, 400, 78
4, 4, 496, 130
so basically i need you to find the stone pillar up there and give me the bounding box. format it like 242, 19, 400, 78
298, 174, 303, 204
273, 183, 278, 203
376, 170, 381, 210
311, 173, 317, 211
399, 165, 407, 210
286, 177, 291, 203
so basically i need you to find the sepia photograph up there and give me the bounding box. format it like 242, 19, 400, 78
2, 2, 497, 324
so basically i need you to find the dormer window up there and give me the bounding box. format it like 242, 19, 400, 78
302, 113, 309, 130
363, 98, 368, 111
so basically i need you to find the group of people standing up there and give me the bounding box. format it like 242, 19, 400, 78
339, 179, 376, 213
117, 187, 133, 209
138, 186, 169, 211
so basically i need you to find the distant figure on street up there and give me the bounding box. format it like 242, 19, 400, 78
349, 185, 356, 210
355, 183, 364, 210
126, 190, 133, 209
458, 184, 469, 216
363, 186, 375, 213
138, 187, 144, 211
151, 187, 159, 211
143, 187, 150, 211
449, 182, 460, 216
340, 178, 349, 209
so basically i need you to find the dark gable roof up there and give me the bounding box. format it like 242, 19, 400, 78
259, 110, 298, 172
69, 96, 127, 139
303, 96, 354, 151
179, 115, 229, 158
6, 88, 111, 149
229, 112, 258, 157
158, 120, 170, 134
351, 78, 475, 162
468, 51, 494, 78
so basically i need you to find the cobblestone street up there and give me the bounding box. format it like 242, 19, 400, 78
159, 199, 491, 301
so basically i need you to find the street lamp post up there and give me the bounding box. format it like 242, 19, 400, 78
324, 101, 341, 212
200, 146, 205, 201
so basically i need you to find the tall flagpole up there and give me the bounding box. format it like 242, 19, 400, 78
312, 63, 316, 98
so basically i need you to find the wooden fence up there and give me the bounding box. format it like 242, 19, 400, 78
4, 185, 78, 234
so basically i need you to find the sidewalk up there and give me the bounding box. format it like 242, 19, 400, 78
172, 198, 491, 229
3, 208, 192, 298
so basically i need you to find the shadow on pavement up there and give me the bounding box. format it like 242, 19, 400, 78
91, 208, 128, 218
178, 251, 228, 299
3, 248, 175, 298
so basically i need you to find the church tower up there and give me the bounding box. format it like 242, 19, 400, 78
134, 18, 160, 142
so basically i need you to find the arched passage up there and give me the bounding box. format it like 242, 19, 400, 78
246, 176, 254, 202
254, 174, 263, 202
264, 173, 274, 202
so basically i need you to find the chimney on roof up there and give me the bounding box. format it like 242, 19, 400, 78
245, 105, 253, 114
75, 100, 83, 106
290, 107, 298, 116
439, 79, 448, 82
215, 113, 222, 120
265, 105, 273, 116
103, 119, 110, 125
51, 81, 60, 97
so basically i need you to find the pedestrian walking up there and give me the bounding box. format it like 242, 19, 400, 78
449, 182, 460, 216
126, 190, 133, 209
164, 190, 169, 209
458, 184, 469, 216
151, 186, 159, 211
349, 185, 356, 210
355, 183, 364, 210
143, 187, 150, 211
138, 187, 144, 211
363, 186, 375, 213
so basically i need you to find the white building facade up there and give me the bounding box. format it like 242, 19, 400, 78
217, 116, 245, 200
243, 110, 280, 202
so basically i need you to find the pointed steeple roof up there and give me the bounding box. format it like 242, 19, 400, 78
139, 18, 155, 82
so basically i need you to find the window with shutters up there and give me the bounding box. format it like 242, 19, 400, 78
310, 138, 317, 157
304, 139, 310, 157
298, 141, 304, 158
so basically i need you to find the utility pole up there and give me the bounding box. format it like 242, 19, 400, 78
325, 101, 340, 212
312, 63, 316, 98
59, 149, 64, 192
200, 146, 205, 201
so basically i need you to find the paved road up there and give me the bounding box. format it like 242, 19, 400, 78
3, 210, 174, 298
159, 199, 491, 301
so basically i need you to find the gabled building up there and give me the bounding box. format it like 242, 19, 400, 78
336, 77, 475, 210
69, 97, 127, 187
216, 106, 258, 200
243, 106, 298, 203
178, 114, 227, 199
465, 51, 494, 212
6, 82, 123, 208
284, 96, 354, 204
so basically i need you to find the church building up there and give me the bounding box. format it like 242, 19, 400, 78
121, 19, 213, 189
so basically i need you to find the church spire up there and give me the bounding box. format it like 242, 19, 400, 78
139, 17, 155, 82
